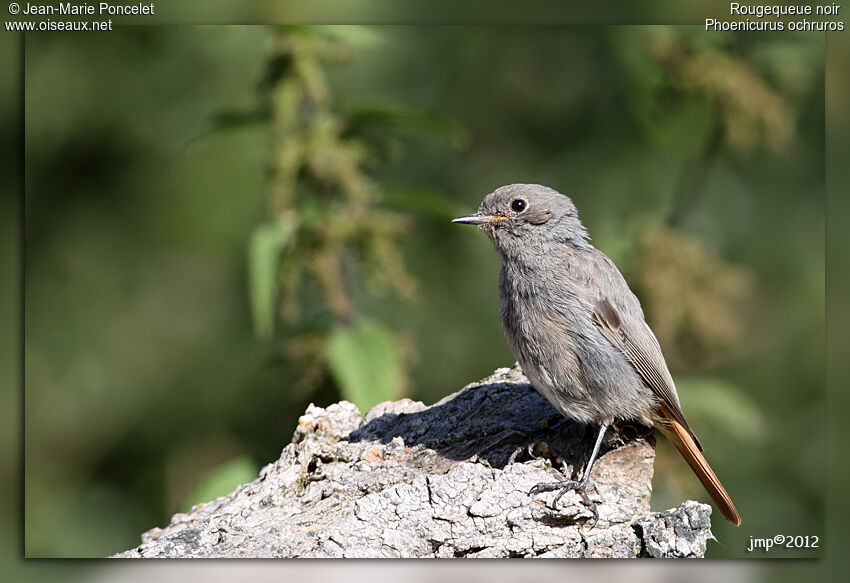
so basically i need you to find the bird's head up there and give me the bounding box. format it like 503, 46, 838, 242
452, 184, 589, 258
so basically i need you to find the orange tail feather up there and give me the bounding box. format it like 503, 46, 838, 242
657, 405, 741, 526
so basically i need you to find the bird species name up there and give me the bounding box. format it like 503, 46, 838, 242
707, 2, 844, 30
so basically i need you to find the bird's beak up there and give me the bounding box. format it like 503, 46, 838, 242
451, 213, 508, 225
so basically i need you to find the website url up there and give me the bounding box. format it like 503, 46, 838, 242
5, 19, 113, 31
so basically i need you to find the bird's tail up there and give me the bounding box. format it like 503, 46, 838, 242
657, 404, 741, 526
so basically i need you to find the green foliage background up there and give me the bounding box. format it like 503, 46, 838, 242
24, 26, 824, 557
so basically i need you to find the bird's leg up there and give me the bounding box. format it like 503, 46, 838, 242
528, 421, 610, 525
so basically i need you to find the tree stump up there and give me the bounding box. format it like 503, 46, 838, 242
113, 366, 713, 558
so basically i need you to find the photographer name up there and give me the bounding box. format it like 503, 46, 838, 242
21, 2, 155, 16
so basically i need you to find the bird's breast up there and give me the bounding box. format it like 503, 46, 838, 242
498, 264, 589, 390
495, 249, 660, 426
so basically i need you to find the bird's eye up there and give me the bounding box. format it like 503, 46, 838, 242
511, 199, 527, 213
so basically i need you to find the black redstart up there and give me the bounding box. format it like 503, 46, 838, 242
453, 183, 740, 526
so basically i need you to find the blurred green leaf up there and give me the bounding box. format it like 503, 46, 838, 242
326, 321, 402, 412
384, 186, 468, 221
677, 377, 767, 442
277, 25, 383, 49
183, 108, 270, 149
248, 218, 296, 340
209, 108, 270, 131
181, 456, 259, 512
313, 25, 384, 48
347, 104, 471, 148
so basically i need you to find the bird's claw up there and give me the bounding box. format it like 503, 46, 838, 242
505, 418, 570, 466
508, 442, 537, 465
529, 478, 599, 527
528, 478, 581, 497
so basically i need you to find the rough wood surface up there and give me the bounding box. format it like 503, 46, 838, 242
113, 366, 713, 558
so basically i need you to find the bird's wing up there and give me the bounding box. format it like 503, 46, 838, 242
592, 295, 703, 451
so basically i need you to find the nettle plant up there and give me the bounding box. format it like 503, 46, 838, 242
225, 26, 466, 410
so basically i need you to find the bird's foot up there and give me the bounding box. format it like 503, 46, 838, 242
507, 441, 538, 465
505, 418, 570, 465
529, 477, 599, 527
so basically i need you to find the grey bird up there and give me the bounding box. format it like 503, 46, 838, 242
453, 183, 741, 526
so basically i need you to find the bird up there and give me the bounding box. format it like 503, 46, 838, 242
452, 183, 741, 526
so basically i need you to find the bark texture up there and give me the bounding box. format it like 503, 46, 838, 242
114, 366, 713, 558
